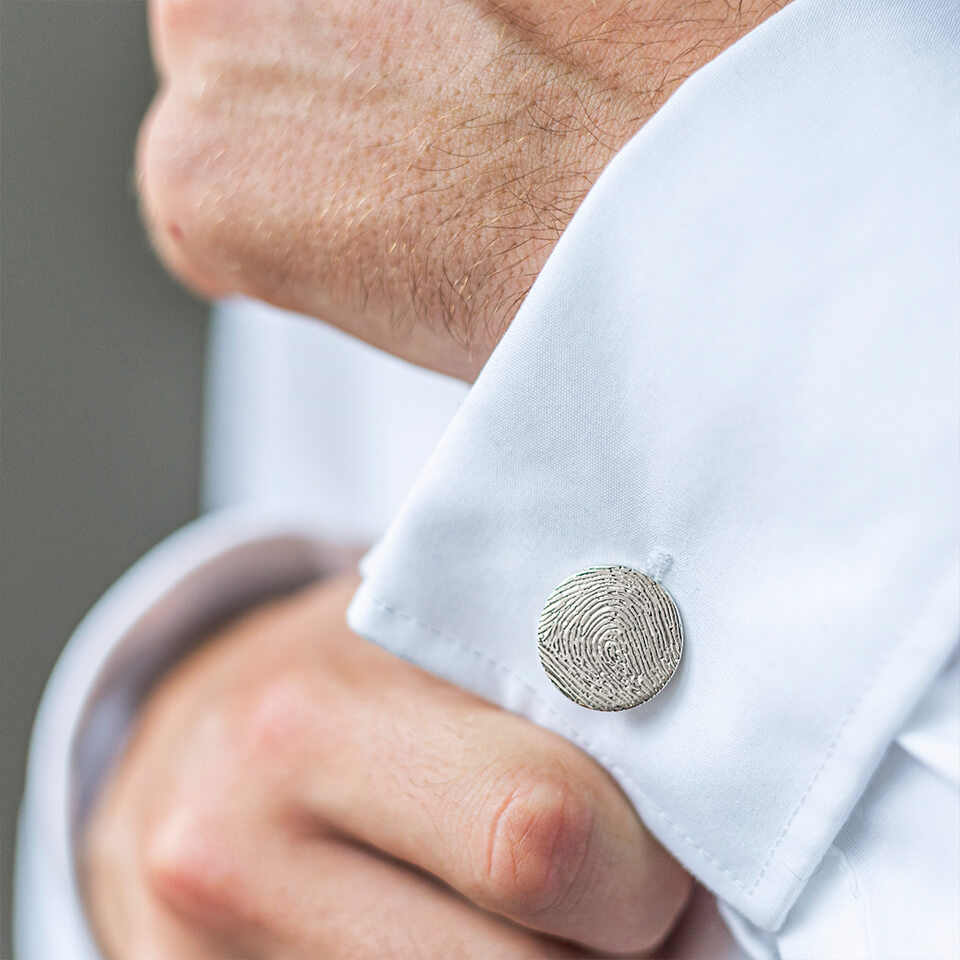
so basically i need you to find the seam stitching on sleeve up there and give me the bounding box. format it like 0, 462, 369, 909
745, 554, 957, 895
364, 563, 956, 903
743, 622, 906, 893
366, 595, 751, 889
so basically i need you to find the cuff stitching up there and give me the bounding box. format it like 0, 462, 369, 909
365, 555, 957, 904
366, 595, 751, 891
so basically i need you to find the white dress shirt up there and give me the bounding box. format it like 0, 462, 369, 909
16, 1, 959, 957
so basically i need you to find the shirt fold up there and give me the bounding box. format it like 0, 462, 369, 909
349, 0, 960, 929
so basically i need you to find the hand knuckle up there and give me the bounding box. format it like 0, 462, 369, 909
136, 91, 235, 294
238, 676, 314, 769
473, 770, 594, 919
143, 805, 248, 926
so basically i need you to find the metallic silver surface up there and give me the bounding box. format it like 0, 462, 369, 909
537, 566, 683, 711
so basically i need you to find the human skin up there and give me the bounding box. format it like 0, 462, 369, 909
86, 1, 792, 954
138, 0, 787, 379
83, 575, 693, 958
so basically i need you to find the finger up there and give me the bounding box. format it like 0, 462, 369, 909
93, 774, 575, 960
267, 581, 692, 954
144, 806, 583, 960
83, 731, 272, 959
658, 883, 740, 959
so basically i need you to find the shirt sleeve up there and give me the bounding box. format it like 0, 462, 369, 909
348, 0, 960, 936
14, 506, 340, 960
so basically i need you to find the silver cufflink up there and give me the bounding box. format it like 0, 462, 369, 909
537, 565, 683, 711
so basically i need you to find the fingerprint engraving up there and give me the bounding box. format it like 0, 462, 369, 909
537, 566, 683, 711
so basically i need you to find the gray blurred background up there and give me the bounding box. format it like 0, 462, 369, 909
1, 2, 207, 952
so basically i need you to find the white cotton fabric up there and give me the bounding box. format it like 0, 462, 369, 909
15, 317, 467, 960
14, 510, 339, 960
15, 1, 959, 957
203, 298, 468, 540
348, 0, 960, 938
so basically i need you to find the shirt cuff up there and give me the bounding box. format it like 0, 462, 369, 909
348, 0, 960, 931
15, 506, 342, 960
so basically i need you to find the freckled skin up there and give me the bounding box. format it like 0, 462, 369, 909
139, 0, 787, 379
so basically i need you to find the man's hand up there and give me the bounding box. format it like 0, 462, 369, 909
83, 576, 692, 958
139, 0, 785, 378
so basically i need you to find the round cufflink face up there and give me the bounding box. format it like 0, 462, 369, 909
537, 566, 683, 711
